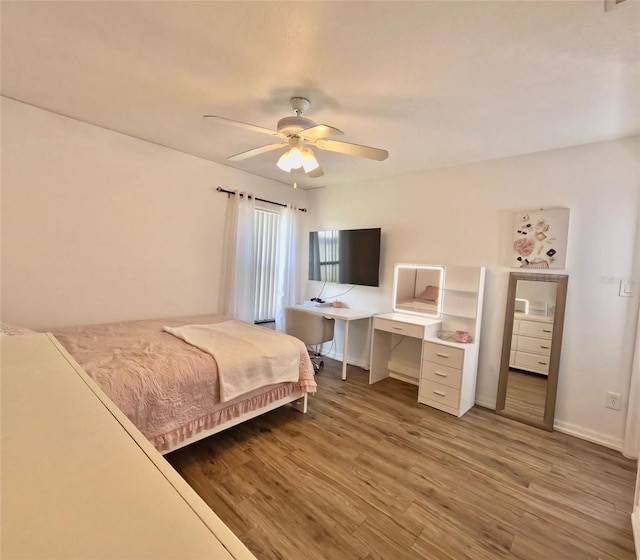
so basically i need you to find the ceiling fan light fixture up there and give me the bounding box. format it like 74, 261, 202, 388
287, 147, 304, 169
301, 149, 319, 173
276, 151, 293, 172
277, 146, 304, 172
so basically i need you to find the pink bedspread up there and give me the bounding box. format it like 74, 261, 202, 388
51, 315, 316, 452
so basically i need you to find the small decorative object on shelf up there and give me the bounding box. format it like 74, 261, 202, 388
437, 330, 473, 344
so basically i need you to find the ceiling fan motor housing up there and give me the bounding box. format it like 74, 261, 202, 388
290, 96, 310, 115
277, 116, 316, 137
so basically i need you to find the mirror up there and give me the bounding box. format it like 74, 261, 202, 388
495, 272, 568, 430
393, 264, 445, 318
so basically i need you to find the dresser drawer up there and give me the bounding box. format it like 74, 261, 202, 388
419, 379, 461, 409
518, 320, 553, 340
422, 341, 464, 370
374, 317, 423, 338
421, 361, 462, 389
514, 351, 550, 375
516, 335, 551, 356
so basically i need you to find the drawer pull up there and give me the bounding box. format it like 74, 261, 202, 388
538, 361, 547, 365
433, 390, 446, 397
542, 329, 552, 333
540, 346, 550, 350
392, 326, 403, 330
435, 353, 449, 358
435, 371, 448, 377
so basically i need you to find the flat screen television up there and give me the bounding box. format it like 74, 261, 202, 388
309, 227, 381, 287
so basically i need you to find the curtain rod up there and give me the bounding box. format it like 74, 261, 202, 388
216, 187, 307, 213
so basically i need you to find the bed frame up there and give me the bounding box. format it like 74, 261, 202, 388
162, 391, 308, 455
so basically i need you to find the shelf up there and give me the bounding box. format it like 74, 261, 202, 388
443, 265, 481, 292
441, 311, 476, 320
441, 290, 478, 319
426, 336, 478, 350
442, 288, 477, 294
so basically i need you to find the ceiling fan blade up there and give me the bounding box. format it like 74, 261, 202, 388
228, 143, 285, 162
298, 124, 344, 140
315, 138, 388, 161
203, 115, 280, 137
307, 165, 324, 178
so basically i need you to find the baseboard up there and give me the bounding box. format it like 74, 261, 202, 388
389, 372, 419, 386
632, 508, 639, 560
552, 419, 623, 452
474, 396, 496, 409
472, 398, 624, 452
322, 350, 369, 371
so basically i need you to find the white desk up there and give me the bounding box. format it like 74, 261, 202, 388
295, 305, 374, 380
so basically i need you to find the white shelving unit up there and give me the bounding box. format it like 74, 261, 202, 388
421, 266, 485, 416
370, 265, 486, 417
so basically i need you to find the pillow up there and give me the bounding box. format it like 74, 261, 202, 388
418, 285, 439, 302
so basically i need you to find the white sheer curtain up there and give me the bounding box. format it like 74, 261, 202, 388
274, 204, 299, 332
221, 192, 256, 323
624, 311, 640, 459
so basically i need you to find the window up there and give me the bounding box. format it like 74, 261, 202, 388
254, 208, 281, 323
316, 230, 339, 283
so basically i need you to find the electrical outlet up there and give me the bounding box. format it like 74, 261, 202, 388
606, 391, 622, 410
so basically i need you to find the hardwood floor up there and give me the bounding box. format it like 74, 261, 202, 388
166, 359, 637, 560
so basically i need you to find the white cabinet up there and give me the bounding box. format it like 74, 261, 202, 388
1, 334, 255, 560
420, 341, 462, 415
509, 314, 554, 376
418, 338, 481, 417
370, 266, 485, 417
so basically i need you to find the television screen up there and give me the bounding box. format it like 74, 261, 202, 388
309, 228, 381, 287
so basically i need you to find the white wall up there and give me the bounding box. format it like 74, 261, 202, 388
1, 98, 307, 329
306, 136, 640, 449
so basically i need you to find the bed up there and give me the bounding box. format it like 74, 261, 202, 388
50, 315, 316, 454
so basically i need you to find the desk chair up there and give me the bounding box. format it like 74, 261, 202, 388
284, 307, 335, 374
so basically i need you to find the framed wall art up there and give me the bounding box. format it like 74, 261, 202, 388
511, 208, 570, 269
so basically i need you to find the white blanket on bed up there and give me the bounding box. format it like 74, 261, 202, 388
163, 320, 300, 402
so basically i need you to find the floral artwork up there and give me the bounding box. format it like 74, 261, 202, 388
511, 208, 569, 269
513, 237, 535, 258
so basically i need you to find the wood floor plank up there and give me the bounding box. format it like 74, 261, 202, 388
351, 514, 426, 560
166, 360, 637, 560
244, 446, 369, 533
236, 489, 363, 560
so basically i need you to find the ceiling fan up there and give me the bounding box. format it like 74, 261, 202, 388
204, 97, 388, 178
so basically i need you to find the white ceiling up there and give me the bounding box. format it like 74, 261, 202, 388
1, 1, 638, 189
